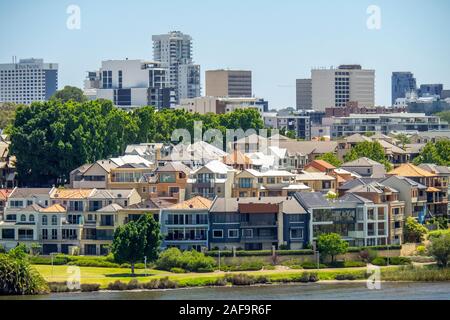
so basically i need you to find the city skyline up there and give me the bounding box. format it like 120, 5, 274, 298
1, 0, 450, 108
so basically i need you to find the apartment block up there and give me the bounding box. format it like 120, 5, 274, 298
296, 79, 312, 111
0, 58, 58, 104
312, 65, 375, 111
205, 69, 252, 98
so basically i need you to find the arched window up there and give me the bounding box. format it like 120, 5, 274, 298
20, 214, 26, 222
52, 215, 57, 226
42, 215, 48, 225
29, 214, 35, 222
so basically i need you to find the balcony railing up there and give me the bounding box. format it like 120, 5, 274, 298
240, 221, 277, 227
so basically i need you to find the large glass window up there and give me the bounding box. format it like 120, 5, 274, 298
159, 173, 176, 183
239, 178, 252, 188
290, 228, 304, 240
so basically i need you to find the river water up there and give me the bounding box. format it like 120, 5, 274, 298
1, 282, 449, 300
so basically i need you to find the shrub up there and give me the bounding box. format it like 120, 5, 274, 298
158, 277, 178, 289
222, 260, 264, 272
48, 282, 74, 293
427, 233, 450, 268
170, 267, 186, 274
197, 266, 215, 273
309, 272, 319, 282
289, 265, 303, 270
0, 244, 6, 254
142, 279, 160, 290
299, 272, 311, 283
134, 263, 145, 269
80, 283, 100, 292
327, 260, 366, 268
0, 253, 49, 295
127, 279, 142, 290
389, 257, 411, 265
359, 248, 378, 263
416, 245, 428, 256
371, 257, 387, 266
107, 280, 128, 291
263, 265, 276, 270
428, 229, 450, 239
225, 274, 256, 286
301, 261, 327, 269
335, 274, 357, 281
156, 248, 216, 272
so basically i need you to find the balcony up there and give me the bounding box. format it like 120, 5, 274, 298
348, 231, 364, 238
241, 235, 277, 241
240, 221, 277, 227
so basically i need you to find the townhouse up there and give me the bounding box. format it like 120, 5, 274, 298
0, 138, 17, 189
209, 197, 309, 250
418, 164, 450, 215
295, 171, 336, 194
233, 169, 310, 198
0, 189, 11, 219
160, 196, 212, 251
148, 162, 190, 201
346, 182, 406, 245
0, 188, 53, 251
340, 157, 386, 178
295, 192, 389, 247
387, 163, 448, 219
187, 160, 235, 199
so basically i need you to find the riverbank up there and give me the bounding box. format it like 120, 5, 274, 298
2, 281, 450, 300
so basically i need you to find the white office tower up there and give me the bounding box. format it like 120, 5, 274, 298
84, 59, 175, 110
311, 65, 375, 111
152, 31, 201, 103
0, 57, 58, 104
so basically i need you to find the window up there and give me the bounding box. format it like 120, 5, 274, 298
239, 178, 252, 188
29, 214, 35, 222
242, 229, 253, 238
290, 228, 304, 240
42, 215, 48, 225
212, 229, 223, 238
51, 215, 57, 226
42, 229, 48, 240
2, 229, 14, 239
228, 229, 239, 239
20, 214, 26, 222
51, 229, 58, 240
5, 214, 16, 221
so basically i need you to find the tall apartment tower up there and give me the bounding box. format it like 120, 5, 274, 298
205, 69, 252, 97
311, 65, 375, 111
296, 79, 312, 111
392, 72, 417, 105
84, 59, 175, 110
0, 57, 58, 104
152, 31, 201, 103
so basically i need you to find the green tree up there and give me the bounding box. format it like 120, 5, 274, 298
50, 86, 87, 103
413, 140, 450, 166
111, 214, 162, 275
395, 133, 411, 149
0, 102, 21, 130
317, 233, 349, 263
435, 110, 450, 124
9, 99, 138, 186
427, 233, 450, 268
344, 141, 392, 171
404, 217, 428, 243
139, 214, 163, 262
317, 153, 342, 167
111, 220, 146, 275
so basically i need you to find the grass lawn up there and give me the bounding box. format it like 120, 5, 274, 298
33, 265, 398, 289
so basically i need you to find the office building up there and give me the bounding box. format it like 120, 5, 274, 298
206, 69, 252, 97
311, 65, 375, 111
419, 84, 443, 97
176, 96, 267, 114
0, 58, 58, 104
84, 59, 175, 110
296, 79, 312, 111
152, 31, 201, 103
329, 113, 449, 138
392, 72, 417, 105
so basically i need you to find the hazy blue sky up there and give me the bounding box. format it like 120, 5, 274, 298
1, 0, 449, 108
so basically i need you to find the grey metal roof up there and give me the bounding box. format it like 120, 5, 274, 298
210, 197, 307, 214
294, 192, 330, 209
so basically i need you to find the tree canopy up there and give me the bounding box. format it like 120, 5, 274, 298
317, 152, 342, 167
404, 217, 428, 243
427, 233, 450, 268
317, 233, 349, 262
413, 140, 450, 166
111, 214, 162, 275
344, 141, 392, 171
50, 86, 88, 103
9, 100, 265, 186
0, 102, 21, 130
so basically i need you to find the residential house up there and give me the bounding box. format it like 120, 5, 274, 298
209, 197, 309, 250
295, 192, 389, 247
340, 157, 386, 178
160, 141, 226, 168
233, 169, 310, 198
108, 163, 154, 199
278, 141, 338, 165
223, 150, 253, 170
346, 182, 406, 245
304, 160, 336, 175
187, 160, 235, 199
381, 175, 428, 221
337, 178, 383, 197
0, 140, 17, 188
148, 162, 190, 201
295, 171, 336, 194
0, 189, 12, 219
418, 164, 450, 215
409, 131, 450, 144
160, 196, 212, 251
388, 163, 448, 219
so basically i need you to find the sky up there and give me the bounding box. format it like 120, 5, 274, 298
1, 0, 449, 109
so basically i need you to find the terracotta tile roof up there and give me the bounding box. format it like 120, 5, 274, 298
169, 196, 212, 210
40, 204, 66, 213
306, 159, 336, 171
223, 150, 252, 166
0, 189, 12, 201
388, 163, 436, 178
51, 188, 94, 199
